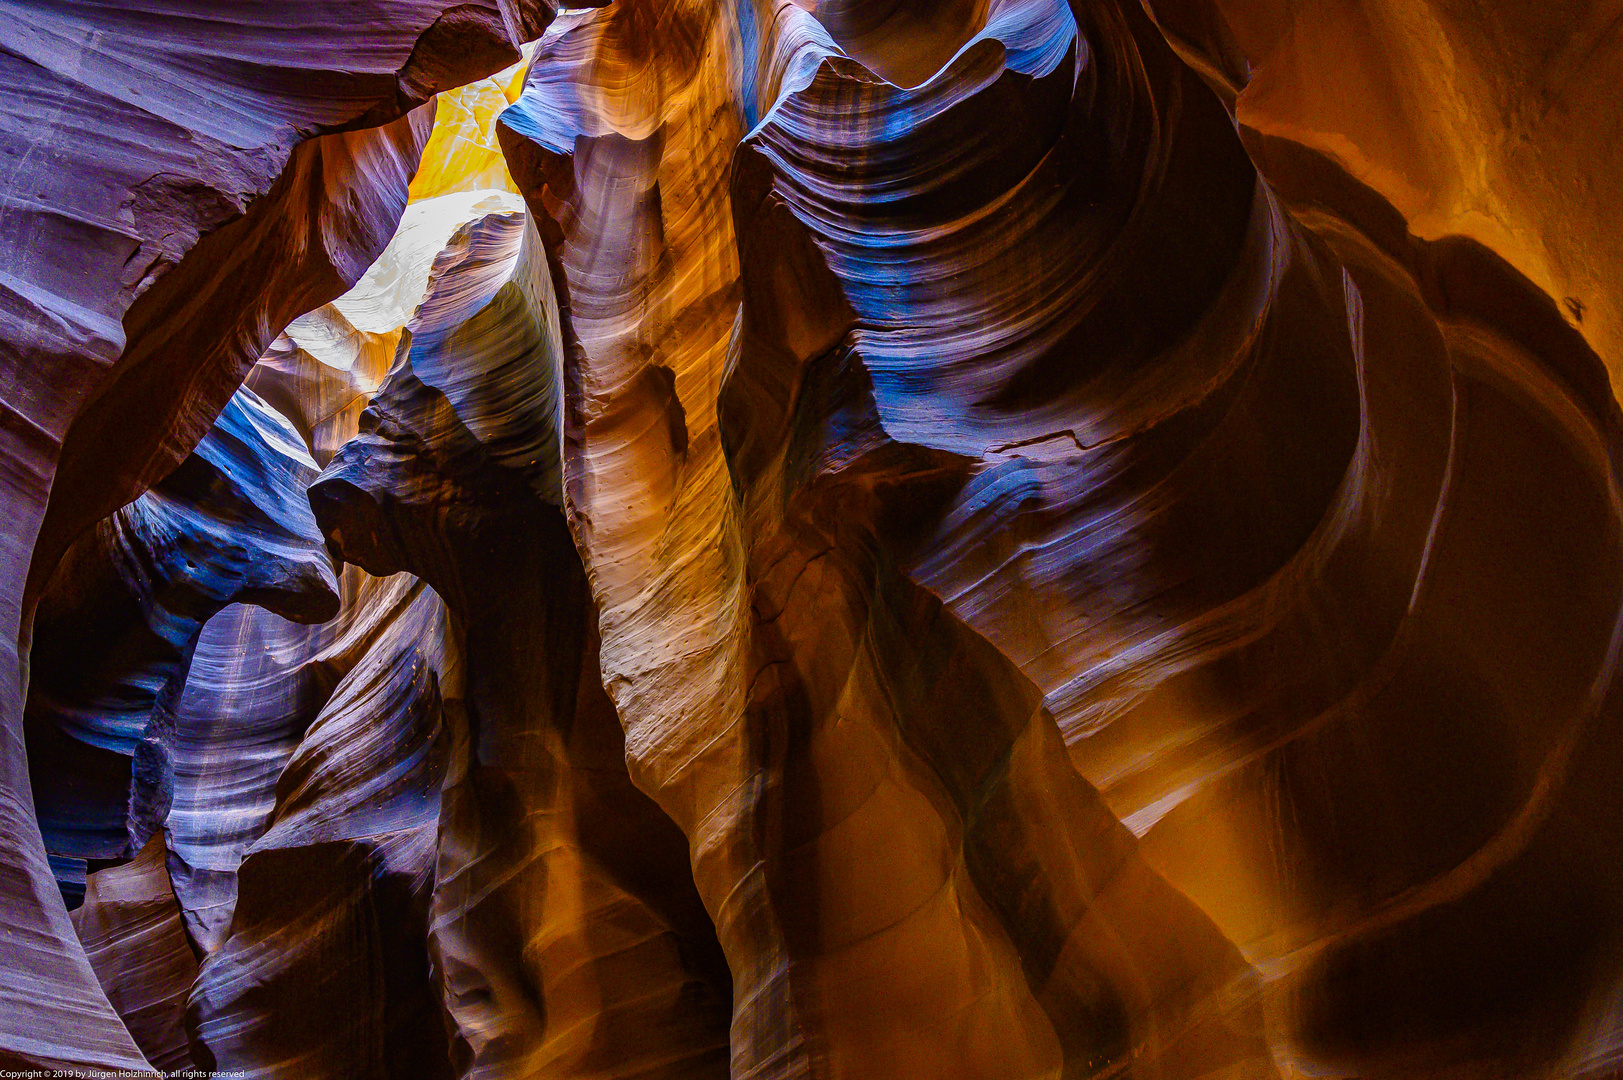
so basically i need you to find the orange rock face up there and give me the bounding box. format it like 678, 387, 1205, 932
5, 2, 1622, 1078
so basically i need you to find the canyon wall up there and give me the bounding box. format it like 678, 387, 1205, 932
7, 1, 1622, 1078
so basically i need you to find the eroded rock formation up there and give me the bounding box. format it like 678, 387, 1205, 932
0, 3, 560, 1069
28, 386, 339, 902
308, 201, 731, 1079
7, 1, 1623, 1078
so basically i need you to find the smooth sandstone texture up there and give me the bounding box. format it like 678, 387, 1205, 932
309, 201, 730, 1080
71, 835, 201, 1075
0, 3, 556, 1070
186, 572, 455, 1080
502, 3, 1269, 1075
498, 1, 1623, 1077
1141, 0, 1623, 389
11, 1, 1623, 1079
171, 163, 551, 1075
152, 88, 581, 1079
28, 386, 338, 899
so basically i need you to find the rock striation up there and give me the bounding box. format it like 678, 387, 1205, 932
307, 200, 731, 1080
497, 1, 1623, 1076
6, 1, 1623, 1078
28, 386, 339, 903
0, 3, 562, 1070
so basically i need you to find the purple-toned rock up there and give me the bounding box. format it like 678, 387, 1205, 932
29, 387, 338, 901
0, 4, 557, 1068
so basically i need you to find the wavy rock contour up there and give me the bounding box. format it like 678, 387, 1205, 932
9, 2, 1623, 1078
498, 0, 1623, 1076
0, 4, 565, 1069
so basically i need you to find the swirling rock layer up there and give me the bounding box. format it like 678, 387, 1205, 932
0, 2, 557, 1069
8, 2, 1623, 1078
309, 200, 730, 1079
499, 1, 1623, 1076
29, 385, 338, 899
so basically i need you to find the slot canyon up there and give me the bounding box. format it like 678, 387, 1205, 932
1, 1, 1621, 1077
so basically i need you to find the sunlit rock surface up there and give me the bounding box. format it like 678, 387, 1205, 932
0, 2, 559, 1069
1141, 0, 1623, 386
9, 1, 1623, 1078
499, 1, 1623, 1077
307, 197, 730, 1079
